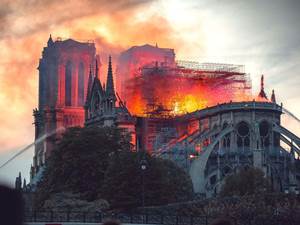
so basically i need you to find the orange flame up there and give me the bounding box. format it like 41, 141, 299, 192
123, 70, 256, 117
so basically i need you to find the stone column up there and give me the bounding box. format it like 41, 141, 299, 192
253, 121, 264, 172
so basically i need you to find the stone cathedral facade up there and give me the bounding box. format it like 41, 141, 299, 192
27, 36, 300, 197
31, 36, 97, 179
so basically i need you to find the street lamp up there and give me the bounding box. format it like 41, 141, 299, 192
141, 160, 147, 171
140, 159, 148, 206
140, 158, 148, 223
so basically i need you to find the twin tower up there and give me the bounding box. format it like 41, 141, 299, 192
32, 36, 116, 179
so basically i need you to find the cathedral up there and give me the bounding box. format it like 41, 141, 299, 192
27, 36, 300, 197
31, 36, 135, 182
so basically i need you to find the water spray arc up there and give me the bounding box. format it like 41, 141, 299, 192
0, 127, 65, 169
283, 107, 300, 124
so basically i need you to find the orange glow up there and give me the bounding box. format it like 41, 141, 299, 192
0, 0, 193, 153
123, 67, 257, 117
0, 0, 269, 154
171, 95, 207, 115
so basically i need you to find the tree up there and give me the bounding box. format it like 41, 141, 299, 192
34, 125, 194, 210
101, 151, 194, 209
35, 126, 131, 208
220, 167, 270, 197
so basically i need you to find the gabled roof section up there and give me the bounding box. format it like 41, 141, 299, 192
86, 75, 104, 107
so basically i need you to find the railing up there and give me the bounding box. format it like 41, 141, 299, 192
55, 37, 95, 44
24, 211, 300, 225
182, 101, 282, 120
25, 211, 207, 224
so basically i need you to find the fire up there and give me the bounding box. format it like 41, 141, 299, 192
123, 76, 269, 117
171, 95, 208, 115
123, 71, 252, 117
117, 46, 270, 118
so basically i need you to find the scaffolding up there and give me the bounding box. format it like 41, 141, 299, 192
125, 60, 252, 118
176, 60, 245, 73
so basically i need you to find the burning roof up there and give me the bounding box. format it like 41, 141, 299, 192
116, 44, 253, 118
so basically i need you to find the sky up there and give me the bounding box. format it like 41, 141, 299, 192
0, 0, 300, 186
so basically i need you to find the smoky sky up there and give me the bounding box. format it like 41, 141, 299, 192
0, 0, 186, 157
1, 0, 300, 185
0, 0, 154, 39
188, 0, 300, 106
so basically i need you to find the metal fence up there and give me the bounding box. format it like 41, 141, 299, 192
24, 211, 300, 225
24, 211, 214, 224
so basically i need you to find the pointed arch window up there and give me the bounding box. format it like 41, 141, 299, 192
91, 92, 101, 116
65, 61, 72, 106
222, 122, 231, 148
78, 62, 85, 106
236, 121, 250, 149
259, 121, 270, 148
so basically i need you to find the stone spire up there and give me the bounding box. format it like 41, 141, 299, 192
271, 89, 276, 103
47, 34, 54, 47
95, 59, 99, 80
30, 164, 34, 182
23, 178, 27, 190
106, 55, 116, 99
85, 65, 93, 103
258, 74, 268, 99
15, 172, 22, 190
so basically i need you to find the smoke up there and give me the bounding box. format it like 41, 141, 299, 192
0, 0, 192, 153
0, 0, 154, 39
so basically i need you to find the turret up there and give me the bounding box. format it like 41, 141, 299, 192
30, 164, 34, 182
15, 172, 22, 190
271, 89, 276, 103
47, 34, 54, 47
258, 74, 268, 100
23, 178, 27, 190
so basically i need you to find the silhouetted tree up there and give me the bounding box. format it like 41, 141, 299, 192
101, 151, 194, 209
34, 126, 131, 208
34, 126, 193, 210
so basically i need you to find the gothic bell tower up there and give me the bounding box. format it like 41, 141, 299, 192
32, 35, 97, 178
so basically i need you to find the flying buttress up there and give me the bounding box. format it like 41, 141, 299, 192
189, 124, 234, 193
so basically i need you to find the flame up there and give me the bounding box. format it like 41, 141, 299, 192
119, 59, 271, 117
123, 69, 255, 117
171, 95, 207, 115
